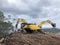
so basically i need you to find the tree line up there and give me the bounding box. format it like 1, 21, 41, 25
0, 11, 13, 39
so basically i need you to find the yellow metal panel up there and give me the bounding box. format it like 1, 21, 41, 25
29, 25, 40, 30
23, 25, 29, 28
23, 24, 40, 30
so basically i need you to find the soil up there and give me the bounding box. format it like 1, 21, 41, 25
1, 32, 60, 45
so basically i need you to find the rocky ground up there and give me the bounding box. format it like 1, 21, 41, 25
1, 32, 60, 45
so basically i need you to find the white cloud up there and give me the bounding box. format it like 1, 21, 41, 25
0, 0, 60, 28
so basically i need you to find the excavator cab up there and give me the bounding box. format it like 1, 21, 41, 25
21, 23, 27, 30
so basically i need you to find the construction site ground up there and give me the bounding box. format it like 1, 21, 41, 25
1, 32, 60, 45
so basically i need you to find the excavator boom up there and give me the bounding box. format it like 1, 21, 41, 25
15, 18, 27, 28
38, 20, 56, 28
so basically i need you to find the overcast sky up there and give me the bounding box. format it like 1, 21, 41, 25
0, 0, 60, 28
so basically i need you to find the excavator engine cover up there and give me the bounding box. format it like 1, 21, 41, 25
21, 23, 41, 33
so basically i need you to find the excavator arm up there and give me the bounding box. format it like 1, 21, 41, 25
38, 20, 56, 28
15, 18, 27, 28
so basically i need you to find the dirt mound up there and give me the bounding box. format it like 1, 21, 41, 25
2, 32, 60, 45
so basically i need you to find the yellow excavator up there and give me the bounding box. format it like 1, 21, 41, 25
15, 18, 56, 33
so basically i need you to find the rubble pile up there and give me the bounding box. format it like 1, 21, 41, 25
1, 32, 60, 45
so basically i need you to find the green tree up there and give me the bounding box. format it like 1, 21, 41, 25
0, 11, 14, 39
0, 11, 5, 22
